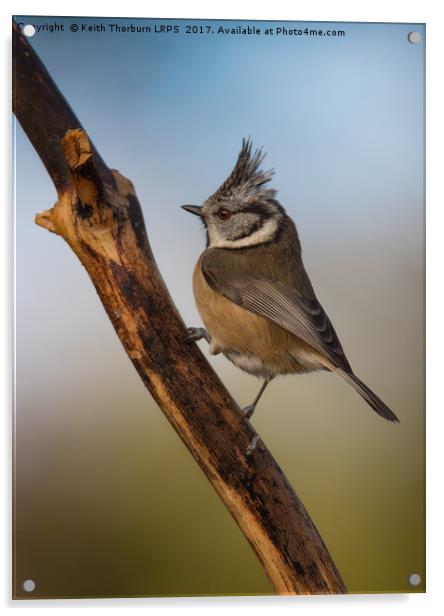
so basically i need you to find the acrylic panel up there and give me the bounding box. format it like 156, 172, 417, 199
13, 16, 425, 598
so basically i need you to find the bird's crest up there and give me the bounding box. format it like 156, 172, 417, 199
210, 138, 276, 203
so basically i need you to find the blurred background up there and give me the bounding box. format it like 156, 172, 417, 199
14, 17, 425, 597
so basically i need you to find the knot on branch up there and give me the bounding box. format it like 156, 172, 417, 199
61, 128, 116, 229
35, 128, 149, 266
35, 128, 127, 244
62, 128, 93, 170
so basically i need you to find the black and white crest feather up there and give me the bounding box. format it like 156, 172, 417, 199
210, 138, 276, 203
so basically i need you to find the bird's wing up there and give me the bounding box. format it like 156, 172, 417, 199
201, 250, 352, 372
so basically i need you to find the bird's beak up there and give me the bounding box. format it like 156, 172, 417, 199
181, 205, 203, 217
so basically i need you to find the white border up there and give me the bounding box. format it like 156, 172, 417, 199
2, 1, 443, 614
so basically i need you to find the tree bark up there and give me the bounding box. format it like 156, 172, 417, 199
12, 20, 347, 595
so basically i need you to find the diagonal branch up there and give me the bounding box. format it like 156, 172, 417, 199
12, 20, 346, 595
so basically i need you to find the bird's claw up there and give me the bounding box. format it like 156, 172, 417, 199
246, 435, 259, 456
242, 404, 256, 420
185, 327, 210, 343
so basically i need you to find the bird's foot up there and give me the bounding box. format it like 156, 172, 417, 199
241, 379, 271, 420
185, 327, 210, 343
242, 403, 256, 420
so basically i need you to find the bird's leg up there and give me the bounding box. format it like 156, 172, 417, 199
243, 378, 271, 420
185, 327, 210, 343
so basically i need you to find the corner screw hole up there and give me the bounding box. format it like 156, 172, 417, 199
408, 31, 420, 44
23, 579, 36, 592
23, 24, 36, 37
409, 573, 421, 586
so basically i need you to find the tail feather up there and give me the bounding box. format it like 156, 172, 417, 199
334, 369, 400, 423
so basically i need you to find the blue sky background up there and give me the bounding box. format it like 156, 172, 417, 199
14, 17, 425, 598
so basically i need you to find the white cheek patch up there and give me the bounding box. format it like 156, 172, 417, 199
209, 217, 280, 249
207, 222, 224, 247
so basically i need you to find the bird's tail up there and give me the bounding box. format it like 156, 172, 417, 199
333, 368, 400, 423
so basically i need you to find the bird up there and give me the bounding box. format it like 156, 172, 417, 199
181, 139, 399, 423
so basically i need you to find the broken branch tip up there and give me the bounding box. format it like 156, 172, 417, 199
35, 209, 57, 233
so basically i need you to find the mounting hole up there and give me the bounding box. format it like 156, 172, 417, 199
409, 573, 421, 586
23, 24, 36, 37
22, 579, 36, 592
407, 31, 420, 44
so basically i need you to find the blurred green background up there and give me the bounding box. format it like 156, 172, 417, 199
14, 17, 425, 597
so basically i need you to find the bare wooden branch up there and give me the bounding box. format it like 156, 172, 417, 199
12, 20, 347, 595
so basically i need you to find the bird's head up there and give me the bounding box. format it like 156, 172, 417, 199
182, 139, 284, 249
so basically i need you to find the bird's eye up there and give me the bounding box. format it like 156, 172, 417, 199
217, 208, 231, 221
